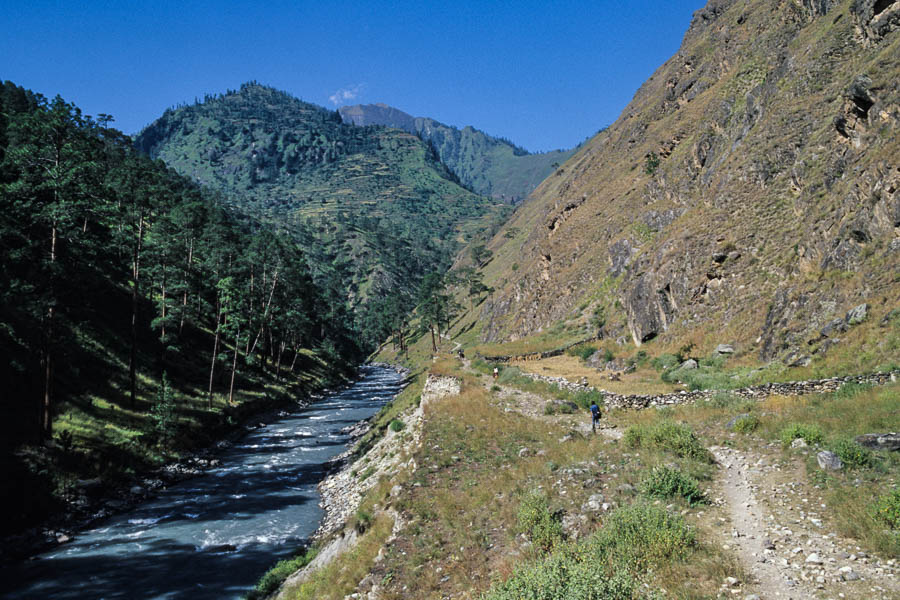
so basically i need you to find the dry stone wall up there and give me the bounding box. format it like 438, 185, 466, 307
517, 370, 900, 410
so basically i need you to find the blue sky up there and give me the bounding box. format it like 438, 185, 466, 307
2, 1, 705, 152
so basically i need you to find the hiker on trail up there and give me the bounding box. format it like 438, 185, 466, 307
590, 400, 602, 433
493, 367, 499, 380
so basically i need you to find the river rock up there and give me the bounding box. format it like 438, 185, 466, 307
129, 486, 145, 496
845, 303, 868, 325
854, 432, 900, 451
816, 451, 843, 470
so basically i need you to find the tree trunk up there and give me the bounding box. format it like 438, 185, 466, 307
289, 348, 299, 374
208, 297, 221, 409
430, 325, 437, 353
179, 236, 193, 335
129, 213, 144, 408
40, 222, 59, 440
228, 323, 240, 405
275, 339, 285, 379
249, 269, 279, 356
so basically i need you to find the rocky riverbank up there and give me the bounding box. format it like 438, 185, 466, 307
275, 373, 460, 599
0, 371, 364, 566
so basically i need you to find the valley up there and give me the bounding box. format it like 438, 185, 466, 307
2, 0, 899, 598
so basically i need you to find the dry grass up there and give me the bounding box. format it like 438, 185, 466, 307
364, 370, 736, 598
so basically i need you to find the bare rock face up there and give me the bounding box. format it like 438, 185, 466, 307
625, 273, 677, 345
852, 0, 900, 44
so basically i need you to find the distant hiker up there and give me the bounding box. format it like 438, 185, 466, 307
458, 349, 465, 360
493, 367, 499, 380
590, 400, 602, 433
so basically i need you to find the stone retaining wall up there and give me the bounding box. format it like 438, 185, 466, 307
479, 336, 597, 363
517, 370, 900, 410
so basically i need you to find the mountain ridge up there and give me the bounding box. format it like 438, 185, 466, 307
135, 83, 509, 347
339, 102, 575, 204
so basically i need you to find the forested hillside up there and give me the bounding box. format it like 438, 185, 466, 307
136, 84, 510, 348
0, 81, 357, 534
340, 102, 575, 203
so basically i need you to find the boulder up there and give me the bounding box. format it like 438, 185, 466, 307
715, 343, 735, 355
845, 303, 868, 325
854, 432, 900, 452
819, 318, 848, 338
816, 450, 843, 471
679, 359, 698, 370
581, 493, 605, 513
791, 438, 808, 449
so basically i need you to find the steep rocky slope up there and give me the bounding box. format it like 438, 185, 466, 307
475, 0, 900, 366
340, 103, 575, 203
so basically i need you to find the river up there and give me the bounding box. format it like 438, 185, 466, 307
1, 365, 405, 600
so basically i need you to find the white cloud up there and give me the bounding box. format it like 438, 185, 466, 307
328, 83, 365, 106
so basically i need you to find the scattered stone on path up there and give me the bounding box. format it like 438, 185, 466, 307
816, 451, 843, 471
791, 438, 808, 449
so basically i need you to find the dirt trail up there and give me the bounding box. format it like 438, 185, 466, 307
711, 445, 899, 599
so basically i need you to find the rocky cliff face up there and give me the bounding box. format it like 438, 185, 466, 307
478, 0, 900, 364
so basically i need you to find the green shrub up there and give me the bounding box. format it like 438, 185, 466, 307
497, 366, 524, 385
708, 392, 741, 408
639, 466, 707, 505
591, 503, 695, 571
483, 550, 637, 600
248, 546, 318, 599
517, 491, 564, 552
389, 419, 405, 432
780, 423, 824, 447
651, 354, 679, 371
833, 382, 872, 401
623, 421, 711, 462
732, 414, 760, 433
353, 508, 373, 533
151, 372, 178, 443
570, 389, 603, 410
831, 438, 873, 468
872, 488, 900, 530
566, 344, 596, 361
